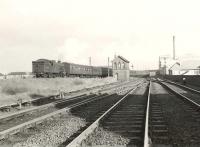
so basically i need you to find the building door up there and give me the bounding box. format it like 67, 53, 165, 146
114, 73, 118, 80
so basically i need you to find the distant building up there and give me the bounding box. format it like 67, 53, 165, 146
159, 56, 176, 75
112, 55, 130, 81
7, 72, 33, 79
177, 60, 200, 75
130, 70, 158, 77
149, 70, 157, 77
168, 62, 181, 75
179, 69, 200, 75
130, 70, 149, 77
160, 57, 200, 75
0, 73, 4, 79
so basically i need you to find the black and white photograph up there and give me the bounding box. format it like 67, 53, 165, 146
0, 0, 200, 146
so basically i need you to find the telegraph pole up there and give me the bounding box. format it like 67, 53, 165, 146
159, 56, 161, 70
108, 57, 110, 77
173, 36, 175, 60
131, 64, 134, 70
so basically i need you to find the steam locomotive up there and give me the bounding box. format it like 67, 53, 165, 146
32, 59, 112, 78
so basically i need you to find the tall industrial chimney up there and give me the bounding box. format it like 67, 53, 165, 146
89, 57, 91, 66
173, 36, 175, 60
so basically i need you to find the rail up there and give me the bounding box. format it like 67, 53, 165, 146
0, 81, 120, 111
0, 80, 143, 140
66, 81, 143, 147
164, 79, 200, 95
0, 94, 110, 140
0, 94, 87, 121
159, 81, 200, 109
144, 80, 151, 147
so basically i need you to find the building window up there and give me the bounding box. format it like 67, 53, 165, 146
118, 62, 121, 69
122, 63, 125, 69
114, 62, 117, 69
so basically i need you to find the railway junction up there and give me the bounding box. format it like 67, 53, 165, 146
0, 54, 200, 147
0, 76, 200, 147
1, 0, 200, 146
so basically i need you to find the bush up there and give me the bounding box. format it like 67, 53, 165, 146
1, 82, 28, 95
73, 79, 84, 85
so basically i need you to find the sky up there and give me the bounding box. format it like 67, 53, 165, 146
1, 0, 200, 73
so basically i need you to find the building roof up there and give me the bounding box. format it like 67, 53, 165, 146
169, 62, 181, 70
117, 56, 130, 63
180, 60, 200, 69
35, 59, 50, 62
8, 72, 32, 75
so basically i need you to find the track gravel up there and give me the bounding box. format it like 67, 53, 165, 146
80, 82, 148, 147
164, 82, 200, 105
0, 80, 144, 147
1, 114, 86, 147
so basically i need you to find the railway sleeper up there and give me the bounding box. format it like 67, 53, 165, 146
151, 136, 170, 144
152, 130, 169, 136
107, 117, 143, 121
109, 114, 145, 117
113, 111, 145, 115
103, 125, 142, 129
112, 129, 143, 134
104, 121, 143, 125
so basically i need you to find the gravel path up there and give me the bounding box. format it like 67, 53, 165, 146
151, 82, 200, 146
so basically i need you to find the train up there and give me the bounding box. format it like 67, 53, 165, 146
32, 59, 113, 78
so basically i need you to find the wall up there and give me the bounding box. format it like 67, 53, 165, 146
113, 70, 130, 81
112, 56, 130, 81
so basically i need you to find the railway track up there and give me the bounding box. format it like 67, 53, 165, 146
0, 80, 140, 125
0, 80, 139, 115
158, 79, 200, 107
65, 81, 150, 147
65, 79, 200, 147
0, 81, 124, 112
153, 80, 200, 146
161, 78, 200, 92
148, 88, 170, 145
3, 78, 199, 146
0, 79, 142, 123
161, 78, 200, 95
0, 80, 143, 141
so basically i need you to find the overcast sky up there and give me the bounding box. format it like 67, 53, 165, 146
1, 0, 200, 73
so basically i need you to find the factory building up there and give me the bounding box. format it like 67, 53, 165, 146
159, 56, 200, 75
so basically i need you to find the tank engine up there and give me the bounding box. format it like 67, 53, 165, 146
32, 59, 64, 78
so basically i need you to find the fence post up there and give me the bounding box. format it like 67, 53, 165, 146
17, 98, 22, 109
